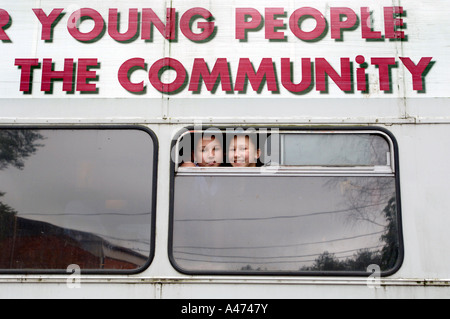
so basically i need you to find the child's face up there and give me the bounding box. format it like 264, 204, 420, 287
194, 137, 223, 167
228, 136, 261, 167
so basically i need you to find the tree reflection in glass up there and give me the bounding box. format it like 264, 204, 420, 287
0, 129, 155, 272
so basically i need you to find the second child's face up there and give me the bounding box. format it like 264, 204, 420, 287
194, 137, 223, 167
228, 136, 261, 167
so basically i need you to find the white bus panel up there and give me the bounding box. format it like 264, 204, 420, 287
0, 0, 449, 299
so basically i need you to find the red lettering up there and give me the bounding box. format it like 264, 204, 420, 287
28, 7, 411, 45
68, 9, 105, 42
289, 7, 327, 41
371, 57, 397, 91
15, 59, 40, 92
0, 9, 11, 41
235, 8, 262, 40
281, 58, 312, 93
235, 58, 278, 92
41, 59, 74, 92
232, 6, 409, 43
316, 58, 352, 92
330, 7, 358, 40
77, 59, 99, 92
180, 8, 215, 42
118, 58, 147, 93
361, 7, 382, 39
108, 8, 139, 42
356, 55, 368, 92
106, 56, 434, 95
32, 8, 64, 41
141, 8, 176, 40
400, 57, 434, 91
149, 58, 186, 93
265, 8, 286, 40
384, 7, 405, 39
189, 58, 232, 92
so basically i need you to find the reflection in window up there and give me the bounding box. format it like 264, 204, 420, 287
171, 129, 402, 275
0, 128, 156, 273
282, 134, 390, 166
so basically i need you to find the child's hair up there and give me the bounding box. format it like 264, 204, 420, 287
193, 130, 222, 148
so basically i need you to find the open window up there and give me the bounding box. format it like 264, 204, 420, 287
0, 127, 157, 274
170, 127, 403, 276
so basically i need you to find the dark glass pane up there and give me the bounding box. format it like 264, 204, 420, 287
172, 175, 399, 274
0, 129, 155, 272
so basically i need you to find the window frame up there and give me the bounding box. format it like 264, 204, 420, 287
0, 125, 158, 275
169, 126, 404, 277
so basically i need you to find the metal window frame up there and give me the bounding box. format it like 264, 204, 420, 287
279, 130, 395, 173
0, 125, 158, 275
169, 126, 404, 277
175, 129, 395, 176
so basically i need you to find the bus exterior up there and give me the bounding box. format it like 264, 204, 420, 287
0, 0, 449, 299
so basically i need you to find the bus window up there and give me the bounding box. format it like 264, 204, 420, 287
281, 133, 391, 167
0, 127, 157, 274
170, 128, 403, 276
